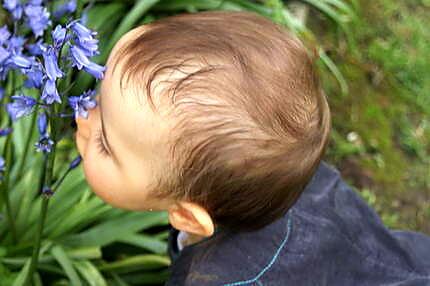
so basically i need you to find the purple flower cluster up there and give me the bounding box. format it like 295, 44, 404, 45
0, 0, 104, 154
53, 0, 77, 20
68, 20, 105, 80
3, 0, 51, 37
24, 1, 51, 37
0, 24, 33, 80
6, 94, 37, 121
68, 89, 97, 119
34, 110, 53, 153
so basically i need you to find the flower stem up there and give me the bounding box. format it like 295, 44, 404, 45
26, 194, 49, 285
52, 167, 71, 192
25, 111, 57, 285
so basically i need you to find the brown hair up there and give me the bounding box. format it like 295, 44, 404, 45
114, 10, 331, 232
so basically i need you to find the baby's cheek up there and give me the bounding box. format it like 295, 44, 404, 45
82, 152, 123, 207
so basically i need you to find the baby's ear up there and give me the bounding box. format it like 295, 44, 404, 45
167, 201, 214, 237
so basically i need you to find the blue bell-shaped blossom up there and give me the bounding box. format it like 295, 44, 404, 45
6, 95, 37, 121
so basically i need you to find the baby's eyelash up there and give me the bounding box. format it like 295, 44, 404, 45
95, 130, 109, 157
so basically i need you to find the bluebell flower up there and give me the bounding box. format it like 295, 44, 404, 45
66, 19, 105, 79
0, 127, 12, 136
42, 46, 63, 80
52, 25, 66, 49
1, 35, 29, 73
24, 4, 51, 37
41, 185, 54, 196
9, 54, 32, 69
28, 0, 43, 4
3, 0, 17, 11
69, 20, 100, 57
53, 0, 76, 20
3, 0, 23, 20
25, 69, 44, 88
75, 36, 99, 57
0, 25, 11, 44
34, 134, 54, 153
0, 87, 4, 101
83, 61, 105, 80
7, 35, 25, 54
37, 111, 47, 135
0, 46, 10, 64
6, 95, 37, 121
69, 155, 82, 169
68, 20, 96, 41
0, 58, 13, 79
26, 39, 47, 56
70, 45, 105, 79
24, 61, 44, 89
69, 44, 90, 69
0, 156, 5, 173
41, 79, 61, 104
68, 89, 97, 119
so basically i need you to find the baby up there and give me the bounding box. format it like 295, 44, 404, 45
75, 10, 430, 286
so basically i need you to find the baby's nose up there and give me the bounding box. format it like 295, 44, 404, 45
74, 113, 92, 140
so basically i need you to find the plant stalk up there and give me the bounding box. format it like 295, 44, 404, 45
25, 109, 58, 285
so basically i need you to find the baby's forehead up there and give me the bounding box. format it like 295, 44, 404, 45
106, 30, 216, 116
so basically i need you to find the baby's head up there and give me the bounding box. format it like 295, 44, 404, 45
75, 11, 331, 237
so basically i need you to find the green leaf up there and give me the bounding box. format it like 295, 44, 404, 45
111, 273, 130, 286
98, 255, 170, 274
60, 211, 168, 248
86, 3, 127, 32
46, 197, 111, 238
73, 260, 107, 286
2, 247, 101, 266
12, 258, 30, 286
318, 47, 349, 96
301, 0, 353, 24
104, 0, 161, 60
0, 262, 18, 286
118, 233, 167, 254
51, 245, 82, 286
153, 230, 170, 240
32, 272, 43, 286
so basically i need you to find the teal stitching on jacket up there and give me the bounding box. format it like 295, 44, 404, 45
256, 280, 264, 286
221, 211, 293, 286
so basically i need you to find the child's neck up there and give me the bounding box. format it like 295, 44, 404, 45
183, 231, 206, 246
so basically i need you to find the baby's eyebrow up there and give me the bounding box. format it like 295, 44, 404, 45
99, 96, 121, 166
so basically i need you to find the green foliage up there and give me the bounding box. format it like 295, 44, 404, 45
320, 0, 429, 233
366, 0, 430, 115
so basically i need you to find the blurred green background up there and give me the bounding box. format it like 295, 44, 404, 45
0, 0, 429, 285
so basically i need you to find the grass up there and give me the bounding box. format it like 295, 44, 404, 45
311, 0, 430, 233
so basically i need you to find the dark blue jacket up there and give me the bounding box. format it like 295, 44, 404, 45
165, 161, 430, 285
